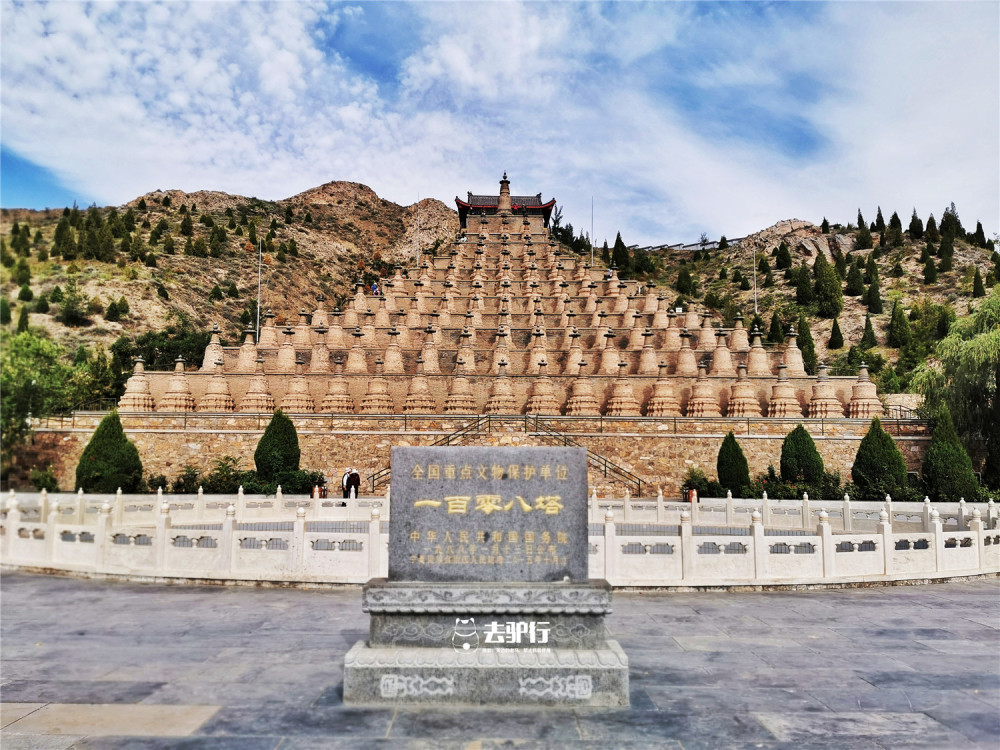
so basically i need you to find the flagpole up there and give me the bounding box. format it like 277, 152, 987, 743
256, 238, 262, 340
590, 195, 594, 267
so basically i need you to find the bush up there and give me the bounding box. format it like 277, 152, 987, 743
717, 431, 750, 496
75, 410, 144, 492
921, 405, 979, 502
171, 465, 201, 494
681, 467, 724, 499
0, 298, 10, 325
851, 417, 908, 502
29, 465, 59, 492
780, 425, 824, 483
17, 284, 33, 302
274, 469, 327, 494
254, 409, 300, 481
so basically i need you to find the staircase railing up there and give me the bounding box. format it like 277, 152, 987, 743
366, 414, 647, 496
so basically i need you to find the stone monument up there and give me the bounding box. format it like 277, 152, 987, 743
343, 445, 629, 706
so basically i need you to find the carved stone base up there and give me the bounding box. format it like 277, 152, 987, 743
343, 640, 629, 707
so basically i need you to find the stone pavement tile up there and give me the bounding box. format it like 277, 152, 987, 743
387, 707, 582, 741
752, 710, 971, 747
963, 687, 1000, 709
913, 638, 995, 654
626, 666, 717, 687
924, 702, 1000, 744
964, 614, 1000, 629
898, 687, 998, 713
575, 708, 775, 748
68, 737, 282, 749
672, 635, 789, 652
860, 670, 999, 691
0, 681, 165, 705
643, 685, 828, 713
807, 687, 933, 712
281, 739, 683, 750
195, 706, 393, 738
140, 679, 332, 708
0, 661, 119, 682
100, 661, 257, 684
0, 735, 83, 750
1, 704, 46, 729
749, 649, 916, 673
3, 703, 219, 736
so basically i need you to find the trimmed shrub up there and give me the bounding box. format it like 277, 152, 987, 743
921, 406, 978, 502
254, 409, 300, 481
717, 431, 750, 496
780, 425, 824, 483
75, 410, 143, 492
851, 417, 908, 502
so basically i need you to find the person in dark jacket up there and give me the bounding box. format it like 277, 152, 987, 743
342, 468, 352, 499
347, 468, 361, 498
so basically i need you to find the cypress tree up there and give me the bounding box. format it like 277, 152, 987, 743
797, 313, 817, 375
921, 405, 978, 502
923, 257, 938, 284
908, 209, 923, 240
920, 243, 931, 263
795, 262, 814, 305
828, 319, 844, 349
851, 417, 908, 502
814, 253, 844, 317
17, 284, 33, 302
767, 313, 784, 343
865, 269, 883, 314
820, 217, 830, 234
972, 268, 986, 298
780, 424, 825, 484
855, 222, 873, 250
208, 285, 224, 301
716, 431, 750, 496
757, 256, 770, 275
875, 207, 886, 232
16, 305, 28, 333
762, 270, 774, 287
2, 298, 12, 325
856, 209, 865, 229
254, 409, 300, 481
860, 313, 877, 349
925, 214, 939, 242
601, 241, 610, 266
973, 221, 987, 248
845, 264, 865, 296
611, 232, 630, 272
75, 411, 144, 492
676, 267, 694, 294
775, 241, 792, 269
886, 301, 911, 347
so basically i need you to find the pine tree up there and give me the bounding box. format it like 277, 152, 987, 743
855, 222, 873, 250
865, 268, 883, 313
75, 411, 143, 492
972, 268, 986, 297
775, 241, 793, 269
180, 214, 193, 237
105, 300, 121, 322
716, 431, 750, 496
919, 243, 931, 263
820, 217, 830, 233
973, 221, 987, 248
797, 313, 817, 375
845, 264, 865, 296
923, 257, 938, 284
828, 319, 844, 349
814, 252, 844, 318
852, 418, 908, 502
34, 295, 49, 314
857, 209, 865, 230
921, 405, 978, 502
908, 209, 924, 239
762, 270, 774, 287
780, 424, 824, 483
875, 207, 886, 232
767, 313, 784, 343
890, 262, 904, 278
886, 301, 911, 347
795, 262, 814, 305
17, 284, 33, 302
611, 232, 630, 273
757, 256, 770, 275
16, 305, 28, 333
925, 214, 939, 242
284, 205, 294, 224
718, 235, 729, 250
254, 409, 301, 481
676, 267, 694, 295
226, 282, 240, 299
600, 241, 610, 266
208, 285, 224, 302
860, 313, 878, 349
1, 298, 12, 325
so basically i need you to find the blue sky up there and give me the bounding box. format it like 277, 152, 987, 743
1, 1, 997, 245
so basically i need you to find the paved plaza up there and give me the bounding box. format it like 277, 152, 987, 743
0, 571, 997, 748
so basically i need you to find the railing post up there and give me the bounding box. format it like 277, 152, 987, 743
877, 509, 892, 576
968, 509, 984, 571
293, 506, 307, 571
114, 488, 124, 526
5, 497, 21, 560
725, 491, 735, 525
655, 487, 664, 522
220, 504, 236, 575
679, 510, 693, 581
95, 501, 112, 571
957, 498, 967, 531
751, 510, 766, 581
369, 506, 382, 579
988, 499, 997, 530
801, 492, 811, 530
922, 496, 933, 531
45, 500, 60, 563
930, 509, 944, 573
842, 493, 852, 532
603, 508, 616, 585
155, 501, 171, 573
762, 493, 772, 528
817, 510, 833, 578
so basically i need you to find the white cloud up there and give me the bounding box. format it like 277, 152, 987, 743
0, 1, 996, 247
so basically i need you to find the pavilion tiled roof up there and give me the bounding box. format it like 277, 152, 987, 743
464, 193, 545, 207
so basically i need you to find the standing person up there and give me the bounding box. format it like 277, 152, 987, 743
348, 467, 361, 499
342, 467, 351, 499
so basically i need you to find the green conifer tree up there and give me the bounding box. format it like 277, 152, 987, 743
767, 313, 784, 343
814, 253, 844, 317
886, 301, 911, 347
795, 262, 814, 305
921, 405, 978, 502
860, 313, 878, 349
0, 298, 11, 325
972, 268, 986, 298
925, 214, 939, 242
16, 305, 29, 333
845, 264, 865, 296
208, 285, 224, 302
865, 269, 883, 313
775, 241, 793, 269
716, 431, 750, 496
851, 418, 908, 502
828, 319, 844, 349
75, 411, 143, 492
797, 314, 817, 375
855, 222, 873, 250
908, 209, 923, 239
780, 424, 825, 484
254, 409, 301, 481
923, 257, 938, 284
875, 207, 886, 232
820, 217, 830, 233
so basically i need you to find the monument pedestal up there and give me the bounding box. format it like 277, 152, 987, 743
343, 579, 629, 706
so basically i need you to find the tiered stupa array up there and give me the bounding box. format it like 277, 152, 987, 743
121, 175, 884, 420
